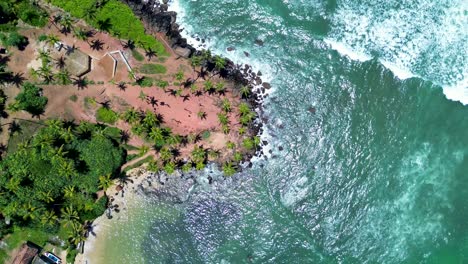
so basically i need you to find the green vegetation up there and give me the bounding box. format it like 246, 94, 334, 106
47, 0, 166, 54
0, 120, 125, 252
0, 0, 48, 28
69, 94, 78, 102
123, 155, 153, 172
132, 49, 145, 61
96, 107, 119, 124
10, 83, 48, 116
0, 32, 28, 49
139, 63, 167, 74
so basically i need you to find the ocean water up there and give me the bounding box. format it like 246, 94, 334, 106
93, 0, 468, 263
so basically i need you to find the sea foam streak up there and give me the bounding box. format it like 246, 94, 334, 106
324, 0, 468, 105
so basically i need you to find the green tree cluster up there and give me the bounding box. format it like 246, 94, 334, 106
0, 120, 125, 246
47, 0, 166, 54
11, 82, 48, 116
0, 0, 48, 28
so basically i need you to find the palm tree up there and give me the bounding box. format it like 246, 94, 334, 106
37, 50, 51, 65
143, 110, 158, 128
60, 205, 79, 228
217, 113, 229, 125
73, 28, 89, 41
221, 99, 231, 112
38, 65, 54, 83
117, 81, 127, 91
240, 85, 250, 98
147, 160, 159, 172
175, 70, 184, 82
59, 160, 76, 178
159, 147, 173, 162
238, 102, 251, 116
203, 80, 213, 92
191, 145, 206, 164
222, 124, 230, 134
216, 82, 226, 95
148, 127, 165, 146
55, 69, 72, 85
163, 162, 176, 174
98, 174, 113, 191
197, 111, 207, 120
64, 185, 75, 199
89, 39, 104, 51
55, 56, 66, 69
45, 34, 60, 46
222, 162, 237, 176
40, 211, 58, 227
190, 55, 202, 71
59, 15, 74, 34
122, 108, 140, 123
240, 112, 256, 126
73, 77, 89, 89
213, 55, 226, 71
238, 127, 246, 135
122, 39, 135, 50
139, 145, 149, 156
68, 223, 86, 247
145, 49, 157, 60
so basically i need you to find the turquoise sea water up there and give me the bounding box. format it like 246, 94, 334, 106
96, 1, 468, 263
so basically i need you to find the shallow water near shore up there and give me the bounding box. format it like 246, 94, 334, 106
88, 0, 468, 263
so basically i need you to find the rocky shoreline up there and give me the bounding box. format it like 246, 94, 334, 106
121, 0, 271, 159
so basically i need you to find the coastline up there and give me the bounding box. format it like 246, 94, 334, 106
73, 1, 272, 262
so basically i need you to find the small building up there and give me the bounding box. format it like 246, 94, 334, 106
64, 48, 91, 77
11, 242, 40, 264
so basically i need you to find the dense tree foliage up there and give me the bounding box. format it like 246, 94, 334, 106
0, 0, 48, 28
12, 82, 48, 116
0, 120, 125, 245
47, 0, 166, 54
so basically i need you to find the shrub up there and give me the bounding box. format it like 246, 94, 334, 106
137, 76, 153, 87
139, 63, 167, 74
69, 94, 78, 102
96, 107, 118, 124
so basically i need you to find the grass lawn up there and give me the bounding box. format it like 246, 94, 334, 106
124, 155, 153, 171
132, 49, 145, 61
138, 63, 167, 74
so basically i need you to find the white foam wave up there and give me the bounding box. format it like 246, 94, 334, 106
324, 39, 371, 62
325, 0, 468, 105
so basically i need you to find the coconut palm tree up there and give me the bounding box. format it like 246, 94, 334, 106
222, 162, 237, 176
203, 80, 214, 93
55, 69, 71, 85
117, 81, 127, 91
240, 85, 250, 98
45, 34, 60, 47
159, 147, 173, 162
238, 102, 251, 116
145, 48, 157, 60
37, 50, 51, 65
122, 39, 135, 50
175, 70, 184, 82
143, 110, 158, 128
40, 210, 58, 227
222, 124, 230, 134
38, 65, 54, 83
197, 111, 207, 120
64, 185, 75, 199
217, 113, 229, 125
122, 108, 140, 124
98, 174, 113, 192
191, 145, 206, 164
73, 28, 89, 41
216, 82, 226, 95
73, 77, 89, 90
238, 127, 246, 135
221, 99, 231, 112
59, 14, 74, 35
149, 127, 165, 146
55, 56, 66, 69
164, 162, 176, 174
89, 39, 104, 51
60, 205, 79, 228
213, 55, 227, 72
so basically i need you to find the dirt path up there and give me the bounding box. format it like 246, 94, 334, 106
121, 151, 156, 171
